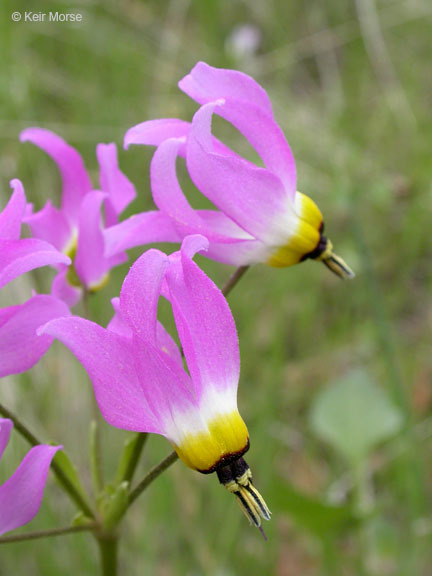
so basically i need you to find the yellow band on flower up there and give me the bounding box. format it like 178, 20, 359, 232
173, 411, 249, 473
267, 192, 323, 268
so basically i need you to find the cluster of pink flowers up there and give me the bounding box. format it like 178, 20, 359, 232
0, 62, 353, 535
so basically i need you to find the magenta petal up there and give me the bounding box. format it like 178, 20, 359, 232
20, 128, 91, 223
150, 138, 249, 243
107, 298, 132, 338
0, 239, 71, 290
132, 335, 195, 424
124, 119, 191, 155
74, 191, 109, 289
123, 119, 235, 158
151, 138, 216, 238
108, 297, 182, 365
0, 419, 13, 461
103, 211, 181, 258
165, 235, 240, 399
39, 317, 161, 433
155, 322, 183, 366
0, 180, 26, 240
187, 101, 288, 241
120, 249, 168, 343
179, 61, 274, 117
212, 99, 296, 197
0, 295, 70, 377
0, 445, 61, 536
97, 143, 136, 225
24, 200, 72, 251
204, 237, 264, 266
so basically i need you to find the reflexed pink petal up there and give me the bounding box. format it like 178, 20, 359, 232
165, 235, 240, 400
51, 269, 81, 308
0, 295, 70, 377
74, 191, 109, 289
20, 128, 91, 223
107, 297, 132, 338
132, 334, 196, 425
0, 180, 26, 240
156, 323, 182, 366
151, 139, 249, 243
124, 119, 236, 158
0, 239, 71, 290
202, 237, 263, 266
211, 99, 296, 198
120, 249, 168, 343
103, 211, 181, 258
108, 297, 181, 365
24, 200, 72, 251
151, 138, 214, 237
179, 61, 274, 117
187, 102, 287, 241
0, 419, 13, 461
39, 317, 161, 433
0, 445, 61, 536
196, 210, 253, 240
0, 306, 19, 329
97, 143, 136, 226
124, 119, 191, 153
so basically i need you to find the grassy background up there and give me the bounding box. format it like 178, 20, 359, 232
1, 0, 432, 574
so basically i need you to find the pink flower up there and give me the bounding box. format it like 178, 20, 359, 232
20, 129, 179, 305
118, 62, 353, 279
0, 179, 70, 290
0, 418, 61, 536
0, 180, 71, 377
40, 235, 270, 528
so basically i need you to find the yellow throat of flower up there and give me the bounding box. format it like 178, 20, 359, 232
64, 234, 110, 292
173, 410, 250, 474
268, 192, 355, 279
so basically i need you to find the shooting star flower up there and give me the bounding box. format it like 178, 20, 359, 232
40, 235, 270, 531
19, 129, 177, 305
120, 61, 354, 279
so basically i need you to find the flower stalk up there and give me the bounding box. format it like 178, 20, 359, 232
221, 265, 250, 297
0, 524, 97, 545
128, 451, 178, 507
96, 531, 119, 576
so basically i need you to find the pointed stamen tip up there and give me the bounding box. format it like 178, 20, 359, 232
322, 253, 355, 280
258, 525, 268, 541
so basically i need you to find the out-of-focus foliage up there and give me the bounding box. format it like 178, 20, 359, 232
310, 369, 404, 464
1, 0, 431, 574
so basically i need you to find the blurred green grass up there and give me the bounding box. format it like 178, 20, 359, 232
1, 0, 432, 574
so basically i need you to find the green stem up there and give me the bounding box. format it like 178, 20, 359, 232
121, 433, 149, 484
221, 266, 250, 297
0, 524, 97, 545
0, 402, 95, 520
90, 420, 104, 496
96, 532, 118, 576
128, 451, 178, 507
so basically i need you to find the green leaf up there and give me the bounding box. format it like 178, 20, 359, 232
309, 369, 404, 464
272, 481, 357, 537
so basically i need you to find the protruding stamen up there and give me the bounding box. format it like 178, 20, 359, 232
216, 457, 271, 531
315, 239, 355, 280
